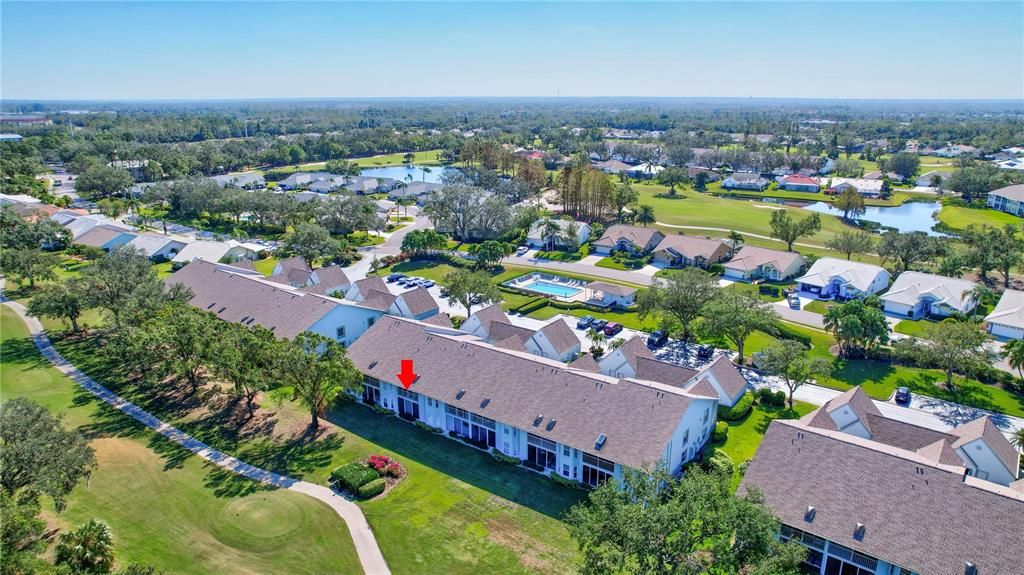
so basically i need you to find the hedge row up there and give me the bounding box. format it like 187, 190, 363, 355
491, 449, 521, 465
330, 463, 380, 492
717, 393, 753, 422
357, 478, 386, 499
414, 420, 444, 434
550, 473, 584, 489
774, 322, 813, 347
757, 387, 787, 408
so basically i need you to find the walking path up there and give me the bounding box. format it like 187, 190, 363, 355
2, 299, 391, 575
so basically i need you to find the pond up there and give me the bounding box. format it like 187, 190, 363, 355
359, 165, 455, 184
801, 201, 945, 236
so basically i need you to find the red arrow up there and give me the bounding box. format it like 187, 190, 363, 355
397, 359, 418, 389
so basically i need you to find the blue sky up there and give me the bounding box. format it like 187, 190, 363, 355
3, 1, 1022, 100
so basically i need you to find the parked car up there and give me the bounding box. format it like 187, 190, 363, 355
647, 330, 668, 348
576, 315, 594, 329
386, 273, 406, 283
895, 387, 911, 405
516, 245, 529, 256
420, 279, 435, 288
603, 322, 623, 336
697, 345, 714, 360
591, 319, 608, 331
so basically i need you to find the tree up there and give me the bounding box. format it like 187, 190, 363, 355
1010, 428, 1024, 452
0, 248, 59, 287
562, 221, 581, 253
282, 222, 341, 267
693, 171, 710, 192
833, 187, 866, 221
822, 300, 889, 358
824, 229, 876, 260
1002, 339, 1024, 384
76, 164, 134, 200
1, 491, 49, 575
961, 224, 1024, 287
278, 332, 361, 429
0, 398, 96, 512
468, 240, 514, 270
586, 327, 607, 357
893, 322, 993, 389
656, 167, 688, 195
634, 204, 656, 227
55, 519, 115, 574
759, 341, 832, 408
400, 228, 447, 258
609, 182, 638, 217
540, 217, 563, 252
964, 283, 994, 320
81, 245, 172, 329
877, 231, 941, 274
701, 291, 779, 364
215, 325, 280, 418
443, 268, 501, 317
769, 210, 821, 251
26, 279, 90, 333
565, 466, 805, 575
882, 152, 921, 180
145, 303, 221, 392
637, 268, 719, 341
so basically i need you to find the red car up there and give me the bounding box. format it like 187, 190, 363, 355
603, 322, 623, 336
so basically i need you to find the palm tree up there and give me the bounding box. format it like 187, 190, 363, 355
541, 217, 562, 252
964, 284, 994, 320
635, 204, 656, 227
1010, 428, 1024, 452
586, 328, 607, 355
1002, 339, 1024, 383
55, 519, 115, 574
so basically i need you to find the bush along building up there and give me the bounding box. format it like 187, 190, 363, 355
346, 316, 732, 488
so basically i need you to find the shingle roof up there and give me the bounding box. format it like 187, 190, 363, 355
652, 235, 731, 261
950, 416, 1021, 478
313, 265, 350, 290
165, 259, 339, 339
723, 245, 804, 273
634, 357, 698, 387
488, 321, 535, 345
739, 419, 1024, 575
584, 281, 638, 297
75, 225, 133, 248
591, 225, 663, 250
352, 276, 389, 299
880, 271, 976, 313
347, 317, 709, 468
568, 353, 601, 372
794, 257, 889, 292
726, 172, 764, 183
687, 378, 720, 400
125, 234, 182, 257
984, 289, 1024, 329
422, 313, 453, 328
989, 183, 1024, 202
275, 256, 311, 274
398, 287, 439, 317
704, 355, 747, 399
360, 289, 399, 312
467, 303, 510, 335
537, 319, 579, 355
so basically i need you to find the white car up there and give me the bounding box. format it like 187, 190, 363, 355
516, 246, 529, 256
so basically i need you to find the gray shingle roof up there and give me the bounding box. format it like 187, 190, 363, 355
398, 287, 439, 317
347, 317, 708, 469
360, 289, 398, 312
75, 225, 133, 248
352, 276, 389, 299
537, 319, 579, 355
739, 419, 1024, 575
652, 235, 731, 261
704, 355, 748, 399
591, 225, 664, 250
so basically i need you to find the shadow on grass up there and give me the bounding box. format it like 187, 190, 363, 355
0, 331, 52, 370
323, 401, 584, 520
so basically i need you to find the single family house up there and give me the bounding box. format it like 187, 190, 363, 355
827, 178, 884, 198
722, 172, 770, 191
526, 219, 592, 250
74, 224, 137, 251
171, 240, 261, 265
590, 225, 664, 256
651, 235, 733, 269
722, 246, 806, 282
125, 234, 187, 260
984, 289, 1024, 340
777, 175, 820, 192
794, 258, 891, 300
880, 271, 976, 319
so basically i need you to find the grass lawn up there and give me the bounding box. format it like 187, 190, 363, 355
715, 401, 816, 465
44, 313, 583, 574
803, 299, 837, 315
893, 318, 934, 337
347, 231, 386, 247
253, 256, 278, 276
723, 281, 789, 303
937, 204, 1021, 230
594, 256, 642, 271
0, 307, 362, 575
350, 150, 443, 168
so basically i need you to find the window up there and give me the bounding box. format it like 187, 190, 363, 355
397, 388, 420, 419
562, 464, 569, 476
563, 446, 570, 457
581, 452, 615, 487
336, 326, 346, 339
526, 433, 558, 470
702, 408, 709, 423
445, 405, 495, 447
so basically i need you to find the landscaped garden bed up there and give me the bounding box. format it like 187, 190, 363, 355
329, 455, 406, 499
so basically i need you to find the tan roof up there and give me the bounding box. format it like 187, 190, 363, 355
704, 355, 748, 399
352, 276, 388, 298
652, 235, 731, 261
360, 289, 398, 312
537, 319, 579, 355
75, 225, 133, 248
950, 416, 1021, 478
165, 260, 340, 339
347, 317, 709, 468
584, 281, 638, 297
591, 224, 663, 250
723, 245, 804, 273
398, 287, 439, 317
989, 183, 1024, 202
422, 313, 454, 328
740, 420, 1024, 575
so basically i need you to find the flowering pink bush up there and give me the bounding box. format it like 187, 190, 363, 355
367, 455, 395, 473
383, 463, 403, 478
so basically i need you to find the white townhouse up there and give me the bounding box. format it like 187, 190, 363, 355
740, 387, 1021, 575
165, 260, 385, 347
347, 316, 721, 487
722, 246, 806, 282
794, 257, 891, 300
525, 219, 592, 250
984, 289, 1024, 339
986, 184, 1024, 217
210, 172, 265, 189
879, 271, 976, 319
460, 305, 581, 362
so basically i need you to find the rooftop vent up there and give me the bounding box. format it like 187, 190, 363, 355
480, 398, 490, 409
455, 389, 466, 400
595, 433, 607, 451
206, 303, 216, 309
546, 419, 557, 431
217, 306, 227, 314
964, 563, 976, 575
368, 360, 378, 369
853, 523, 865, 541
533, 415, 544, 427
804, 506, 816, 522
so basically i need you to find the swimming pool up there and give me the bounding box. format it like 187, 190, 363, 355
521, 280, 582, 298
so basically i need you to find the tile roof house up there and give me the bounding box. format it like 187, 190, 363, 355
74, 224, 137, 251
777, 174, 821, 192
984, 289, 1024, 339
210, 172, 265, 189
171, 240, 261, 265
794, 257, 891, 300
721, 172, 770, 191
722, 246, 806, 282
986, 184, 1024, 217
125, 234, 187, 260
347, 316, 720, 486
164, 260, 384, 345
827, 177, 884, 198
590, 225, 665, 256
651, 235, 733, 269
739, 387, 1021, 575
880, 271, 976, 319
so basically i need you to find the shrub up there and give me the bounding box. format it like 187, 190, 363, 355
712, 421, 729, 443
707, 263, 725, 276
756, 387, 775, 404
737, 460, 751, 476
758, 285, 780, 298
705, 451, 734, 475
383, 463, 403, 478
491, 449, 521, 465
366, 454, 396, 473
357, 478, 386, 499
773, 390, 787, 407
414, 420, 443, 433
550, 473, 584, 489
515, 297, 550, 315
717, 393, 753, 422
372, 404, 394, 416
330, 463, 380, 492
774, 322, 813, 347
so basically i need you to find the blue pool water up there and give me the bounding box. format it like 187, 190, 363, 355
522, 280, 582, 298
359, 165, 456, 184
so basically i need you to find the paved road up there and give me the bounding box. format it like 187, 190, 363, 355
2, 299, 391, 575
772, 300, 826, 328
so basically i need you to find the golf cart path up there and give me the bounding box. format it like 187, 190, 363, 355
655, 222, 828, 250
2, 299, 391, 575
